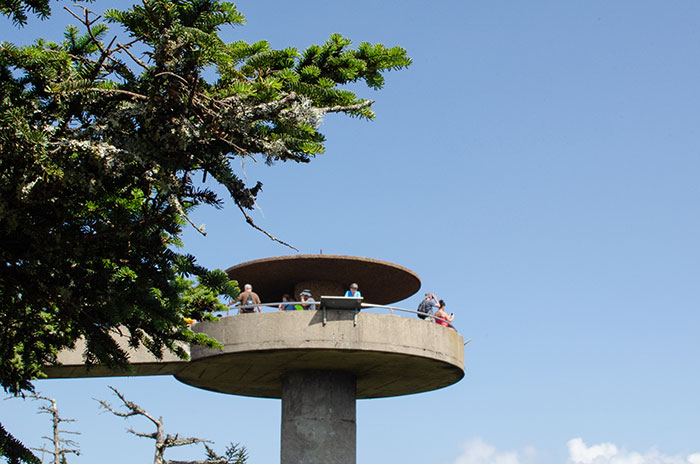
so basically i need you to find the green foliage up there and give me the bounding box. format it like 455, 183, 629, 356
1, 2, 408, 463
0, 0, 409, 397
0, 0, 50, 26
204, 442, 248, 464
0, 423, 40, 464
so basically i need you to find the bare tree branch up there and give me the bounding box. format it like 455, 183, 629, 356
97, 386, 162, 427
171, 195, 207, 236
29, 395, 80, 464
165, 436, 212, 448
155, 71, 190, 86
114, 39, 149, 69
169, 460, 228, 464
98, 387, 215, 464
237, 204, 299, 251
83, 88, 149, 100
129, 430, 157, 439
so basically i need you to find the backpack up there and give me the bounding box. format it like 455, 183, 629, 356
417, 299, 429, 319
240, 293, 256, 313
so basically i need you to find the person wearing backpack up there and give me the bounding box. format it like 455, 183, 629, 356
417, 292, 439, 320
233, 283, 261, 314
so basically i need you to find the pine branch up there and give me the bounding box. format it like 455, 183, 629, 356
320, 99, 375, 114
247, 92, 301, 119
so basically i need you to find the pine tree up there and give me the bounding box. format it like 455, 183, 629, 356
1, 1, 409, 461
1, 0, 409, 396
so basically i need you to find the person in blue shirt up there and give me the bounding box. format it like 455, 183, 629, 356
421, 292, 439, 320
278, 294, 296, 311
344, 283, 361, 298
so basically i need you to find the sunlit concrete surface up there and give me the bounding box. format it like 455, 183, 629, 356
44, 310, 465, 400
43, 333, 189, 379
175, 310, 465, 399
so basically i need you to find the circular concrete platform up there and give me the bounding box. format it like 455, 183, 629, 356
175, 311, 465, 399
225, 255, 421, 305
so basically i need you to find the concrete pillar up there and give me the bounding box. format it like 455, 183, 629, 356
281, 370, 357, 464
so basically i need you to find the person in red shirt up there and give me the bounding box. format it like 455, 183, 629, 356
434, 300, 454, 328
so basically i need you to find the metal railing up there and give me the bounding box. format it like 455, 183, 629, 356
221, 300, 458, 332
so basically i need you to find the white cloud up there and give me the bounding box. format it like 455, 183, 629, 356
451, 438, 699, 464
567, 438, 618, 463
567, 438, 699, 464
452, 438, 529, 464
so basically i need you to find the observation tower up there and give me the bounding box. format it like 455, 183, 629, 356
46, 255, 466, 464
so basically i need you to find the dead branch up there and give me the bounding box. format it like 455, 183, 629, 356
171, 195, 207, 236
97, 386, 214, 464
84, 88, 149, 100
115, 43, 149, 69
155, 71, 190, 86
164, 435, 212, 448
97, 386, 161, 426
169, 460, 228, 464
129, 429, 158, 439
237, 203, 298, 251
30, 394, 81, 464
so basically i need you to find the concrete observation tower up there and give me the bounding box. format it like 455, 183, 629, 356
47, 255, 466, 464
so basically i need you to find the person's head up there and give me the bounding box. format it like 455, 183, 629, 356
244, 284, 252, 292
349, 283, 358, 294
282, 293, 291, 301
425, 292, 432, 300
300, 289, 312, 300
439, 299, 446, 309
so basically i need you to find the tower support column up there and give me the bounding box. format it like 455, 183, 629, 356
281, 370, 356, 464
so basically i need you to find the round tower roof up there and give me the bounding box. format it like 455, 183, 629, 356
225, 254, 421, 305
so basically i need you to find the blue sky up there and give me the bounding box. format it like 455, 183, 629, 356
2, 1, 700, 463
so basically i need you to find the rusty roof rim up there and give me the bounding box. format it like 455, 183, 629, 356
225, 254, 421, 281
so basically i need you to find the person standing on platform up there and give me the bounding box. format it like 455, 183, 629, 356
232, 283, 261, 314
417, 292, 439, 320
344, 283, 361, 298
300, 289, 316, 310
